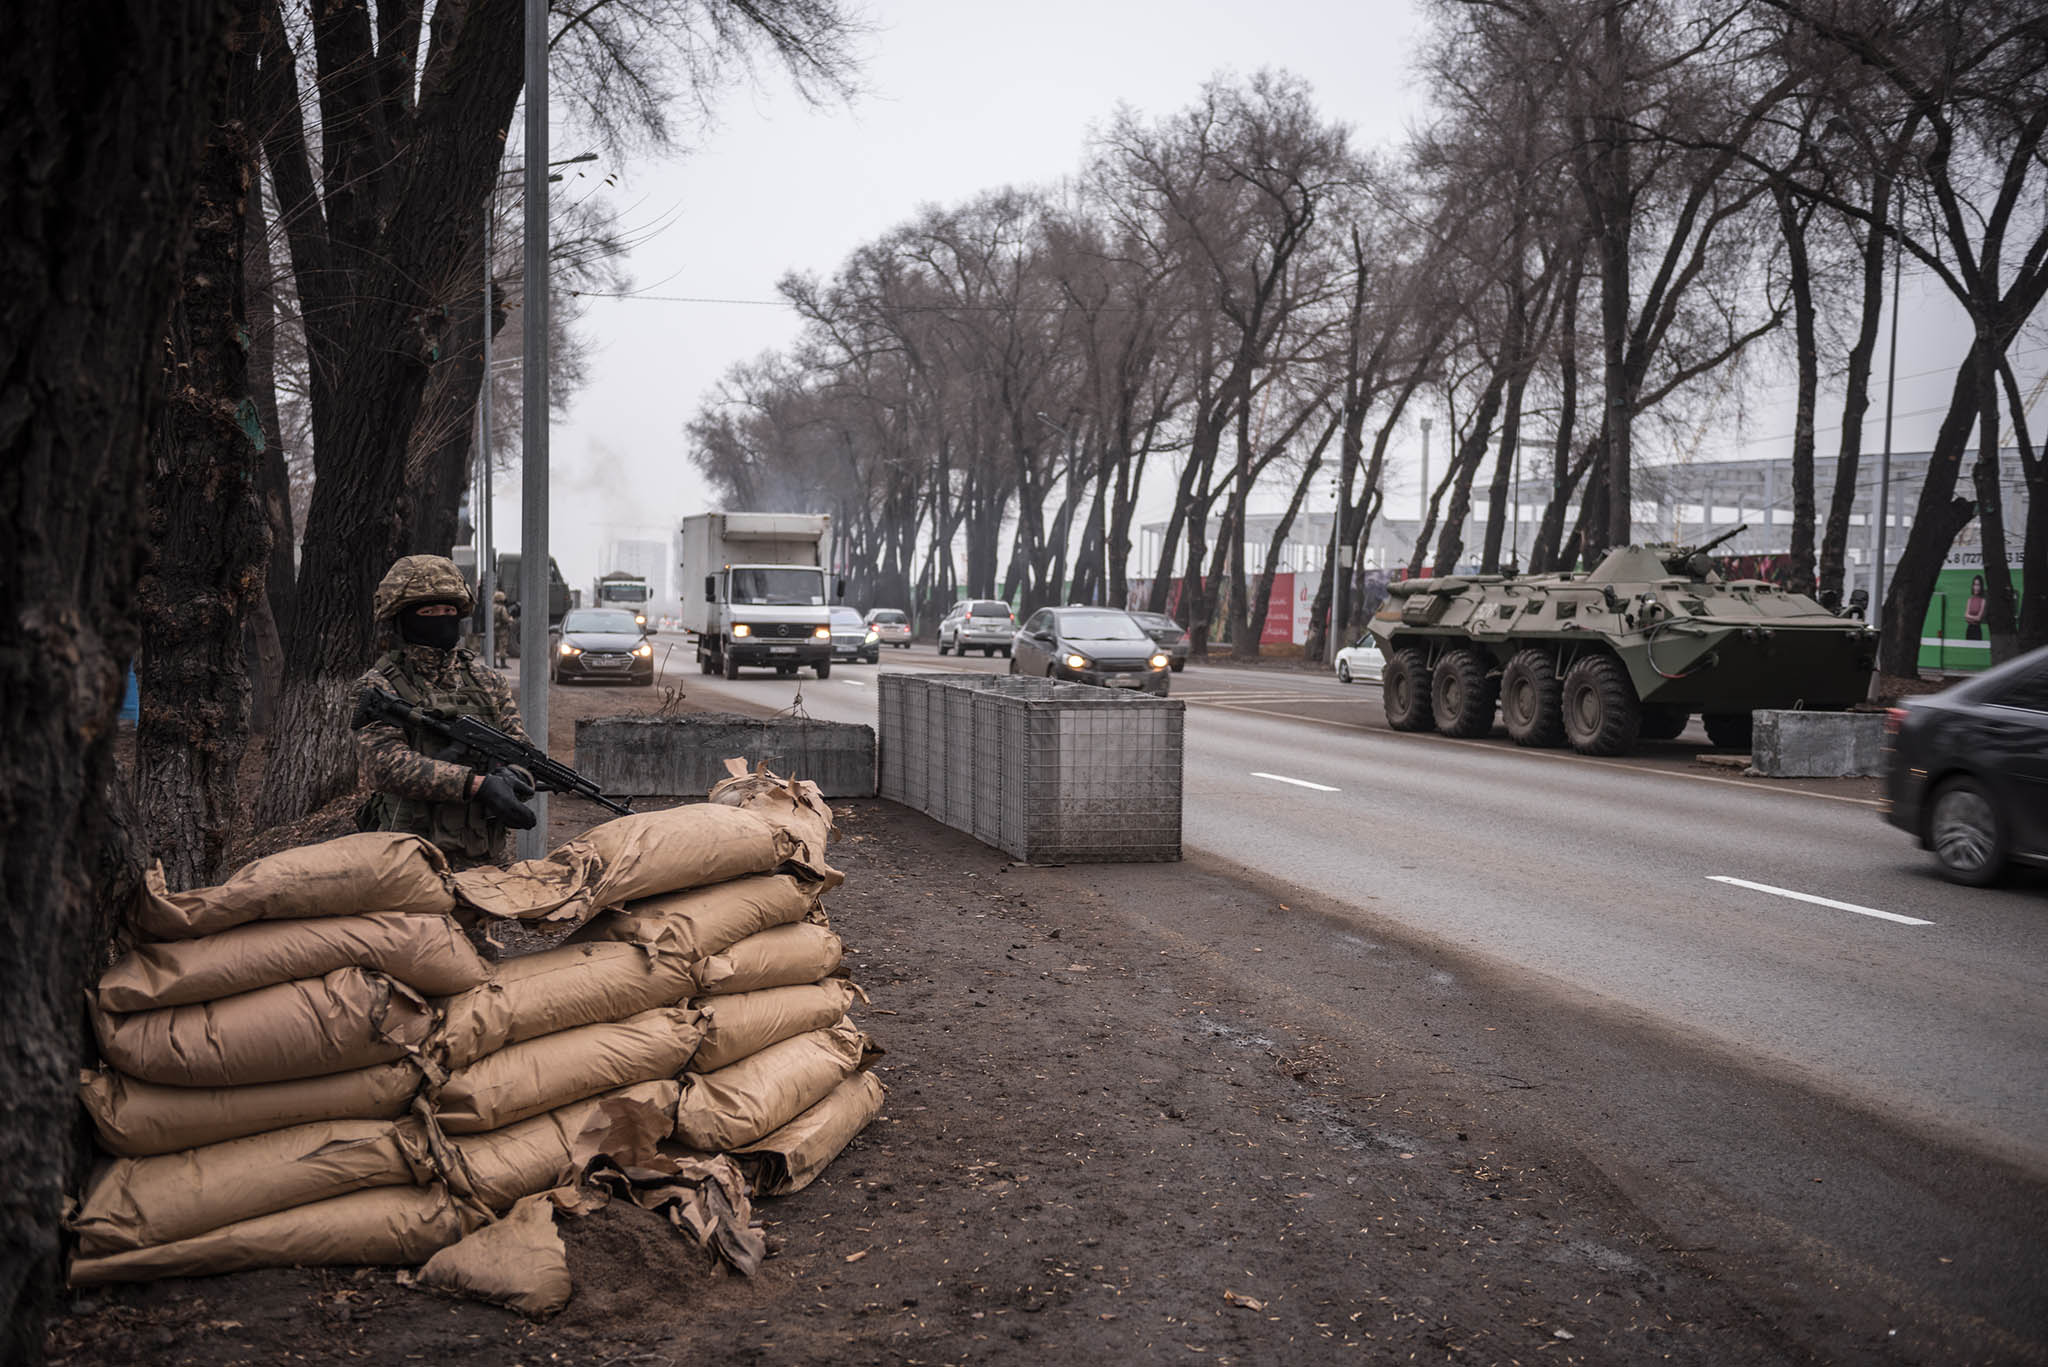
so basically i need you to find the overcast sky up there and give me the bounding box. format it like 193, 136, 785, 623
493, 0, 2040, 597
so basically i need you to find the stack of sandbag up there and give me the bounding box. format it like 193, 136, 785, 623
566, 767, 885, 1198
70, 835, 484, 1286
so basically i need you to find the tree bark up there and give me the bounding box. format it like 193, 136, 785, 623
1817, 170, 1892, 605
138, 9, 272, 890
0, 0, 228, 1351
1773, 182, 1819, 594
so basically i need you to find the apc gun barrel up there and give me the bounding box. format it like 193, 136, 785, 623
1691, 522, 1748, 556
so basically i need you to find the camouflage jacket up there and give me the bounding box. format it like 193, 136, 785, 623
353, 645, 529, 804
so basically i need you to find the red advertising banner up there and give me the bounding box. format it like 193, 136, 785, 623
1262, 572, 1294, 645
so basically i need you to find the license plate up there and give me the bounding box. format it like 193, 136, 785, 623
1109, 675, 1142, 687
770, 645, 796, 654
587, 656, 627, 669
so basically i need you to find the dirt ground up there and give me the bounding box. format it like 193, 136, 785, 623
66, 676, 2039, 1365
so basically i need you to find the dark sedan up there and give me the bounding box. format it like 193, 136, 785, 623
1128, 609, 1191, 672
1011, 606, 1171, 696
1884, 644, 2048, 885
829, 606, 879, 663
551, 608, 654, 685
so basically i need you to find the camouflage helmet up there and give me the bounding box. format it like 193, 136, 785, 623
374, 555, 475, 620
493, 590, 507, 603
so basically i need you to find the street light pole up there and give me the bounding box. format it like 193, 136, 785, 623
517, 0, 550, 856
1419, 417, 1432, 562
479, 209, 495, 668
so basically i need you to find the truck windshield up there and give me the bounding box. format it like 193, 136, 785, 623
730, 568, 825, 606
599, 583, 648, 602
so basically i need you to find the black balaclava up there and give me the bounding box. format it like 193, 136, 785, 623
398, 603, 465, 651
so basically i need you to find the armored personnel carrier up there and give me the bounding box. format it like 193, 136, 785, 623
1365, 526, 1878, 756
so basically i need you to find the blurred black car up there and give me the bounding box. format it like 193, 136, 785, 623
829, 606, 879, 663
551, 608, 654, 685
1127, 609, 1191, 672
1884, 644, 2048, 885
1011, 606, 1171, 696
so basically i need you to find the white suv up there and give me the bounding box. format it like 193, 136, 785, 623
938, 599, 1015, 657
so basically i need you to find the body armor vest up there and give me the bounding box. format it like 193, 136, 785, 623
362, 649, 504, 859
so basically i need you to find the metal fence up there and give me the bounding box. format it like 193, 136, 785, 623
877, 673, 1184, 863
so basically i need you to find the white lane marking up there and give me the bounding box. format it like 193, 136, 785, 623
1251, 771, 1341, 792
1707, 876, 1933, 926
1204, 701, 1884, 809
840, 678, 866, 687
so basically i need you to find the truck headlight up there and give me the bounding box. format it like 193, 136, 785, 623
813, 625, 832, 640
731, 624, 752, 638
1065, 653, 1089, 670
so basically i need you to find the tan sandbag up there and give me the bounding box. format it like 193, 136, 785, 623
733, 1070, 886, 1197
430, 1008, 703, 1135
431, 943, 693, 1071
691, 923, 843, 998
78, 1062, 423, 1158
672, 1020, 863, 1152
69, 1117, 434, 1256
566, 874, 819, 961
445, 843, 603, 924
98, 911, 489, 1012
67, 1183, 471, 1287
708, 760, 837, 872
442, 1081, 679, 1213
411, 1193, 570, 1318
690, 980, 861, 1073
90, 968, 435, 1088
132, 833, 455, 940
576, 804, 805, 911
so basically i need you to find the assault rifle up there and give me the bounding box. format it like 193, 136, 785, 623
352, 690, 635, 816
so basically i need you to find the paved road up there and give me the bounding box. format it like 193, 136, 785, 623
655, 643, 2048, 1174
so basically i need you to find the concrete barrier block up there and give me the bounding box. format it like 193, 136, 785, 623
1750, 710, 1887, 778
575, 713, 876, 798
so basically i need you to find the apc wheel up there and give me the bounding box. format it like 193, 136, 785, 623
1382, 647, 1436, 732
1500, 649, 1565, 748
1337, 660, 1352, 684
1639, 704, 1691, 741
1702, 711, 1753, 749
1927, 775, 2005, 886
721, 651, 739, 681
1561, 654, 1640, 756
1430, 648, 1497, 738
815, 661, 832, 680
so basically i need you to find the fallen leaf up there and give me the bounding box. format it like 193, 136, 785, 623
844, 1250, 869, 1263
1553, 1328, 1575, 1340
1223, 1290, 1267, 1312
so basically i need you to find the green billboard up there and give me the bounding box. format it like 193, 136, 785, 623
1917, 560, 2020, 673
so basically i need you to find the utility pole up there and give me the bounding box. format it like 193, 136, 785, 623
517, 0, 550, 855
479, 209, 495, 668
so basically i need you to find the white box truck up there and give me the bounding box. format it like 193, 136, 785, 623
678, 512, 841, 679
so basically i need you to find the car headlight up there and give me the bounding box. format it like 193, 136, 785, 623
1065, 653, 1089, 670
1149, 653, 1169, 670
865, 631, 878, 643
813, 625, 832, 640
634, 643, 652, 658
731, 624, 752, 638
557, 643, 580, 657
634, 613, 646, 626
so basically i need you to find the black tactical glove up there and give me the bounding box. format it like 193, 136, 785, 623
475, 769, 538, 829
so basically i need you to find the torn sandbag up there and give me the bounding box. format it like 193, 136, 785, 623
90, 967, 435, 1088
441, 1080, 679, 1213
429, 1008, 703, 1135
67, 1182, 472, 1287
78, 1062, 423, 1158
132, 833, 455, 940
585, 1152, 765, 1276
410, 1193, 571, 1318
691, 923, 844, 998
445, 842, 603, 924
672, 1020, 864, 1152
69, 1117, 434, 1256
690, 980, 862, 1073
707, 761, 837, 873
732, 1070, 885, 1197
97, 910, 489, 1012
431, 943, 693, 1071
565, 873, 820, 962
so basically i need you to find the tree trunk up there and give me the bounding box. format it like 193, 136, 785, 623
1528, 258, 1582, 574
1997, 356, 2048, 651
1433, 374, 1507, 574
1879, 340, 1992, 676
1774, 184, 1819, 595
138, 17, 272, 890
1479, 370, 1528, 574
1969, 320, 2020, 663
1818, 171, 1892, 605
0, 0, 227, 1351
243, 151, 292, 733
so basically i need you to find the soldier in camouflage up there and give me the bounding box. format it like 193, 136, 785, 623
352, 555, 537, 867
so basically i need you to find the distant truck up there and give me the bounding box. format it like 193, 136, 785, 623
495, 552, 572, 633
592, 571, 652, 627
678, 512, 840, 680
